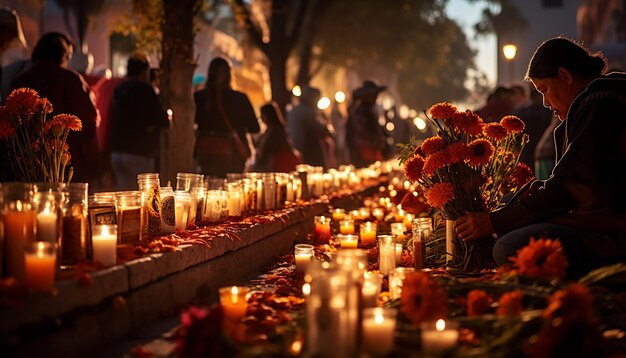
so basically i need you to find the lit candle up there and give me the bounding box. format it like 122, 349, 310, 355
391, 223, 408, 243
36, 204, 57, 243
421, 319, 459, 354
395, 243, 403, 263
359, 222, 377, 246
359, 208, 370, 220
313, 216, 331, 245
331, 208, 346, 221
294, 244, 314, 274
219, 286, 249, 321
372, 207, 385, 221
389, 267, 415, 299
378, 235, 396, 276
24, 241, 56, 292
404, 213, 415, 231
362, 272, 383, 307
5, 208, 36, 280
174, 191, 191, 230
92, 225, 118, 266
227, 190, 241, 217
339, 220, 355, 235
338, 234, 359, 249
362, 307, 397, 356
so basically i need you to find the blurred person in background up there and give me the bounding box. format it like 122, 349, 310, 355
252, 102, 301, 172
286, 86, 329, 168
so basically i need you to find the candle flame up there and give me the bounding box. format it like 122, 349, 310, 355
436, 319, 446, 331
302, 283, 311, 295
37, 241, 46, 258
101, 225, 109, 236
374, 309, 385, 324
231, 286, 238, 295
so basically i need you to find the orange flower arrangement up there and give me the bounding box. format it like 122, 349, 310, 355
425, 182, 454, 208
497, 290, 523, 317
511, 238, 568, 280
400, 271, 448, 324
450, 110, 485, 136
467, 289, 492, 316
429, 102, 458, 120
500, 115, 525, 133
483, 122, 508, 141
0, 88, 82, 183
421, 136, 446, 155
466, 139, 494, 167
404, 155, 425, 183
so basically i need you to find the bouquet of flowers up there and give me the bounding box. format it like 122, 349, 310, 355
0, 88, 82, 183
398, 102, 534, 270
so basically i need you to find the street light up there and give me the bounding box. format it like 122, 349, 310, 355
502, 43, 517, 83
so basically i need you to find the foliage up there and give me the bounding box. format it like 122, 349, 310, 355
465, 0, 528, 38
0, 88, 81, 183
112, 0, 164, 58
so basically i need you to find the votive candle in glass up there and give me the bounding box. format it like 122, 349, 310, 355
391, 222, 408, 243
362, 271, 383, 307
421, 319, 459, 355
362, 307, 397, 356
372, 207, 385, 221
92, 224, 118, 266
378, 235, 397, 276
339, 220, 355, 235
338, 234, 359, 249
313, 216, 331, 245
389, 267, 415, 299
359, 222, 377, 246
219, 286, 249, 321
294, 244, 314, 274
395, 243, 403, 263
331, 208, 346, 221
404, 213, 415, 231
24, 241, 56, 292
174, 190, 191, 231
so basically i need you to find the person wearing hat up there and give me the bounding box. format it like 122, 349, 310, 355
0, 7, 27, 101
346, 80, 389, 167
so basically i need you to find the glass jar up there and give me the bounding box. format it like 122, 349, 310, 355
88, 192, 118, 259
174, 190, 191, 231
295, 164, 310, 200
389, 267, 415, 299
226, 182, 242, 217
262, 174, 276, 210
378, 235, 397, 276
313, 216, 331, 245
137, 173, 161, 238
160, 187, 176, 234
193, 182, 207, 225
1, 183, 35, 280
33, 183, 65, 245
116, 191, 142, 244
204, 190, 224, 222
412, 217, 432, 270
61, 183, 88, 267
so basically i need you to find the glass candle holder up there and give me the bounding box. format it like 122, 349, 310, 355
362, 307, 397, 356
372, 207, 385, 221
2, 183, 35, 280
331, 208, 346, 221
160, 187, 176, 234
337, 234, 359, 249
389, 267, 415, 299
227, 182, 243, 216
378, 235, 397, 276
404, 213, 415, 231
61, 183, 88, 267
339, 219, 355, 235
24, 241, 56, 292
137, 173, 162, 238
116, 191, 142, 244
420, 319, 460, 355
362, 271, 383, 308
91, 224, 118, 266
294, 243, 314, 274
391, 222, 408, 243
34, 189, 62, 244
174, 190, 191, 231
219, 286, 249, 321
359, 222, 377, 247
313, 216, 331, 245
204, 190, 224, 222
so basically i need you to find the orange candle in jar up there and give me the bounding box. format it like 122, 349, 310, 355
314, 216, 331, 244
24, 242, 56, 292
219, 286, 249, 320
331, 208, 346, 221
339, 220, 355, 234
360, 222, 377, 246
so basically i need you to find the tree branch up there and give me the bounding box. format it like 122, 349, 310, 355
286, 0, 309, 51
231, 0, 267, 53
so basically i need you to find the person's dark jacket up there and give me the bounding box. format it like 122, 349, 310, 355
490, 73, 626, 259
109, 78, 168, 157
346, 102, 387, 168
286, 103, 326, 167
513, 102, 553, 170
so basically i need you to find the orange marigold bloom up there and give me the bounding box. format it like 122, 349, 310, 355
423, 150, 454, 176
543, 284, 595, 324
500, 115, 525, 133
404, 155, 425, 183
467, 290, 492, 316
511, 238, 568, 280
509, 162, 535, 188
497, 290, 523, 317
400, 272, 448, 325
0, 119, 16, 139
483, 123, 508, 141
424, 182, 454, 208
5, 88, 40, 118
37, 98, 54, 114
451, 110, 484, 136
421, 136, 446, 155
53, 114, 82, 131
466, 139, 494, 167
446, 142, 469, 164
429, 102, 458, 120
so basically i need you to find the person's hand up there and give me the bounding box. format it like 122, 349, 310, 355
454, 212, 495, 241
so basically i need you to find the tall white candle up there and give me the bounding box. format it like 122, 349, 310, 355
378, 235, 397, 276
362, 307, 396, 356
36, 207, 57, 243
228, 191, 241, 216
92, 225, 117, 266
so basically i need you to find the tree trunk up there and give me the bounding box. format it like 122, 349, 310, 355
160, 0, 200, 184
296, 0, 325, 86
269, 51, 290, 115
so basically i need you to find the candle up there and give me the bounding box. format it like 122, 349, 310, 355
372, 207, 385, 221
219, 286, 249, 321
331, 208, 346, 221
359, 222, 377, 246
421, 319, 459, 354
338, 234, 359, 249
378, 235, 396, 276
294, 244, 314, 274
92, 225, 118, 266
5, 209, 36, 280
395, 243, 403, 263
174, 191, 191, 231
24, 241, 56, 292
391, 223, 407, 243
362, 272, 383, 307
339, 220, 355, 235
313, 216, 331, 245
404, 213, 415, 231
362, 307, 397, 356
359, 208, 370, 220
36, 206, 57, 243
389, 267, 415, 299
227, 190, 241, 217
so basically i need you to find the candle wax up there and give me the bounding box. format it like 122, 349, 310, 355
25, 247, 56, 292
362, 315, 395, 355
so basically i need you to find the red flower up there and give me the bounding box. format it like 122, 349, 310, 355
37, 98, 54, 114
400, 271, 448, 325
467, 290, 492, 316
0, 118, 15, 139
500, 115, 525, 133
446, 142, 469, 164
509, 162, 535, 188
511, 238, 568, 280
53, 114, 82, 131
497, 290, 523, 317
543, 284, 595, 324
483, 123, 508, 141
424, 182, 455, 208
450, 110, 484, 136
404, 155, 425, 183
421, 136, 446, 155
429, 102, 458, 120
466, 139, 494, 167
4, 88, 40, 119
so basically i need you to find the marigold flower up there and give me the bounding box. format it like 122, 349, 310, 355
424, 182, 455, 208
511, 238, 568, 280
53, 114, 82, 131
0, 119, 15, 139
404, 155, 425, 183
429, 102, 458, 120
37, 98, 54, 114
543, 284, 594, 324
446, 142, 469, 164
400, 272, 448, 325
420, 136, 445, 156
450, 110, 484, 136
497, 290, 523, 317
509, 162, 535, 188
467, 290, 492, 316
423, 151, 452, 176
5, 88, 40, 118
500, 115, 525, 133
466, 139, 494, 167
483, 123, 508, 141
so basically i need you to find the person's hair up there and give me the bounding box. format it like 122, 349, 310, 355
526, 37, 607, 80
32, 32, 73, 65
126, 53, 150, 77
260, 102, 285, 128
206, 57, 231, 88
